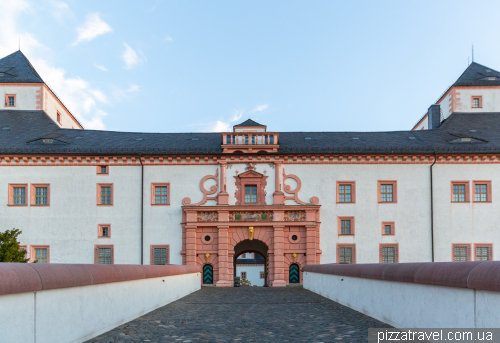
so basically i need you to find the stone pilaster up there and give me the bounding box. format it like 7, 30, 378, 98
216, 225, 232, 287
272, 225, 287, 287
273, 162, 284, 205
217, 162, 229, 205
306, 225, 317, 266
185, 225, 197, 265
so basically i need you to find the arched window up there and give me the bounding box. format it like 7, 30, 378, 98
203, 264, 213, 284
289, 264, 300, 283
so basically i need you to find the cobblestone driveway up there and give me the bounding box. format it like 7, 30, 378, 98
87, 286, 391, 343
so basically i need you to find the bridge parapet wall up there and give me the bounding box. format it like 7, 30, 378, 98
303, 262, 500, 328
0, 263, 201, 343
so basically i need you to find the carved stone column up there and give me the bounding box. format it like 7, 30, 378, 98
306, 225, 317, 266
273, 162, 284, 205
217, 162, 229, 205
185, 225, 197, 265
272, 225, 287, 287
216, 225, 232, 287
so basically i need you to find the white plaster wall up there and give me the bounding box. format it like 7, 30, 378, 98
455, 88, 500, 113
0, 272, 201, 343
475, 289, 500, 327
439, 91, 453, 119
236, 264, 265, 286
282, 164, 432, 264
43, 88, 80, 129
433, 164, 500, 262
0, 292, 34, 343
143, 165, 221, 265
1, 85, 38, 110
0, 165, 142, 264
304, 272, 478, 328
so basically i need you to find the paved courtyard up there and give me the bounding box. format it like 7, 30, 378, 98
87, 286, 391, 342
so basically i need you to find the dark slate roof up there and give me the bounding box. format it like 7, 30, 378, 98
0, 51, 44, 83
1, 110, 500, 155
234, 119, 265, 127
452, 62, 500, 87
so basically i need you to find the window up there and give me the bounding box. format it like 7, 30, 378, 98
97, 165, 108, 175
94, 245, 114, 264
382, 222, 395, 235
474, 244, 493, 261
337, 244, 355, 264
4, 94, 16, 107
8, 184, 27, 206
471, 96, 482, 108
30, 245, 50, 263
245, 185, 257, 203
378, 181, 397, 203
337, 181, 356, 203
472, 181, 491, 202
241, 271, 247, 279
453, 244, 471, 262
30, 184, 50, 206
151, 183, 170, 205
380, 244, 399, 263
150, 245, 169, 265
97, 184, 113, 205
260, 271, 265, 279
451, 181, 470, 202
14, 187, 26, 204
337, 216, 355, 235
57, 112, 61, 124
98, 224, 111, 238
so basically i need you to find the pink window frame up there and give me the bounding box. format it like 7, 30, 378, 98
452, 243, 471, 262
337, 216, 355, 236
151, 183, 170, 205
30, 245, 50, 263
472, 180, 492, 203
4, 94, 16, 107
8, 183, 28, 206
474, 243, 493, 261
96, 183, 114, 206
379, 244, 399, 263
30, 183, 50, 206
378, 180, 397, 203
96, 165, 109, 175
94, 244, 114, 264
260, 271, 265, 279
98, 224, 111, 239
336, 244, 356, 264
56, 112, 61, 124
471, 96, 482, 108
19, 245, 27, 259
240, 271, 247, 279
150, 245, 170, 265
336, 181, 356, 203
451, 181, 470, 202
381, 221, 395, 236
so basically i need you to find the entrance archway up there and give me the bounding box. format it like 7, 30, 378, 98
233, 239, 269, 287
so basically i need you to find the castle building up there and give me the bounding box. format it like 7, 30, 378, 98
1, 51, 499, 286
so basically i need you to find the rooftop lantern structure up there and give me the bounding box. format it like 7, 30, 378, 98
221, 119, 279, 153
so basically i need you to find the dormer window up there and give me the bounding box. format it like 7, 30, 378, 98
4, 94, 16, 107
472, 96, 482, 108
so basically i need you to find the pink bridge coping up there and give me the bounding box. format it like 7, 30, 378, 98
0, 263, 200, 296
303, 261, 500, 292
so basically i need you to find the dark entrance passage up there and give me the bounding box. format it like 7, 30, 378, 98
203, 264, 213, 284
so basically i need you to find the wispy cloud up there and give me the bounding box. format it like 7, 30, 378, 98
126, 84, 140, 92
165, 36, 173, 42
73, 13, 112, 45
49, 1, 71, 21
250, 104, 268, 113
94, 63, 108, 71
0, 1, 110, 129
208, 110, 243, 132
122, 43, 142, 69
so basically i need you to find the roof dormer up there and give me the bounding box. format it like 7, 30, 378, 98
221, 119, 279, 153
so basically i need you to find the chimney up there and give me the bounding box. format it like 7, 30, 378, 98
428, 104, 441, 129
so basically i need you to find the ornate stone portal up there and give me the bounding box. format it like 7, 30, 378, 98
181, 121, 321, 287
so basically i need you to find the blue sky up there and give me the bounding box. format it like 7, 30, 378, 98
1, 0, 499, 132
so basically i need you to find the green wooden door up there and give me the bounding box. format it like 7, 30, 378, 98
203, 264, 213, 284
289, 264, 300, 283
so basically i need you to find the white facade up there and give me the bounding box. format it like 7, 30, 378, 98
236, 264, 265, 286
